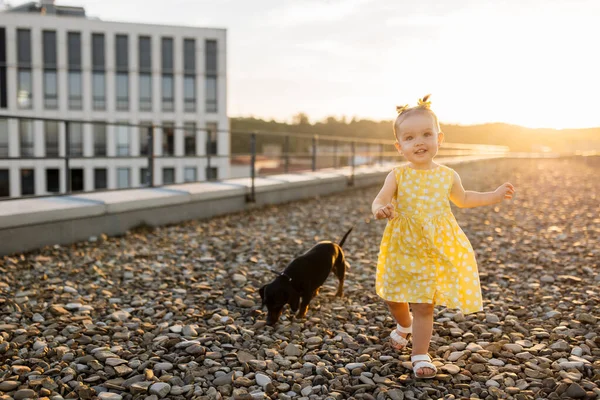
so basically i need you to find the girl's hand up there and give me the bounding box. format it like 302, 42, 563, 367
374, 203, 396, 220
495, 182, 515, 202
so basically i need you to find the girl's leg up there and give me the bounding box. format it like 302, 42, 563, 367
410, 302, 435, 376
385, 300, 412, 328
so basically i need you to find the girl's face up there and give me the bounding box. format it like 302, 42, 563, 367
394, 112, 444, 167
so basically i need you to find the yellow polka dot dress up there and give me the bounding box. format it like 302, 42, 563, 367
376, 164, 483, 314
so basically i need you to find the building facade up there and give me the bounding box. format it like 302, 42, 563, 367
0, 0, 228, 198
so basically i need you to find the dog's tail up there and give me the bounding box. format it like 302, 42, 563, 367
339, 226, 353, 247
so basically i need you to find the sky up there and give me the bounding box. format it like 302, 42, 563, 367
38, 0, 600, 128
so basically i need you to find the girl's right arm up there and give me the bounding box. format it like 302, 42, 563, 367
372, 171, 398, 220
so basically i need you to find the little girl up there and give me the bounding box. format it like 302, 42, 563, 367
371, 95, 515, 379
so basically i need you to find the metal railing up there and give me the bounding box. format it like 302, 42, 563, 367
0, 114, 510, 202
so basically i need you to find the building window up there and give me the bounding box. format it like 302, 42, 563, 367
184, 76, 196, 113
92, 72, 105, 110
68, 122, 83, 157
17, 29, 32, 109
43, 71, 58, 109
206, 122, 218, 155
205, 40, 217, 73
206, 77, 217, 113
205, 39, 217, 113
184, 167, 196, 182
0, 169, 9, 197
116, 73, 129, 111
139, 74, 152, 111
68, 32, 82, 69
117, 167, 130, 189
93, 123, 106, 156
68, 71, 82, 110
46, 168, 60, 193
0, 119, 8, 157
0, 28, 7, 108
116, 35, 129, 110
140, 167, 149, 186
19, 120, 34, 157
162, 122, 174, 156
43, 30, 58, 109
139, 36, 152, 111
92, 33, 105, 110
68, 32, 82, 110
94, 168, 107, 189
20, 168, 34, 196
162, 75, 173, 112
161, 37, 174, 111
17, 29, 33, 109
70, 168, 84, 192
45, 121, 59, 157
162, 167, 175, 184
184, 38, 196, 112
116, 123, 130, 156
184, 122, 196, 156
18, 70, 33, 109
206, 166, 218, 181
139, 121, 151, 156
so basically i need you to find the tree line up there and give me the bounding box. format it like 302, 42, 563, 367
229, 113, 600, 154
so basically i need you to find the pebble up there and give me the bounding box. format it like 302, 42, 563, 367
98, 394, 123, 400
488, 358, 505, 367
565, 383, 587, 398
448, 351, 465, 361
14, 390, 36, 400
0, 381, 19, 391
442, 364, 461, 374
256, 373, 271, 387
486, 314, 500, 324
153, 362, 173, 371
149, 382, 171, 398
345, 363, 366, 370
503, 343, 523, 353
214, 372, 234, 386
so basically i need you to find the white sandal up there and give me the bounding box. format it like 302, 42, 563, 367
389, 322, 412, 350
411, 354, 437, 379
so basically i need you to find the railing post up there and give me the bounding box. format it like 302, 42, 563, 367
206, 128, 212, 181
312, 135, 317, 171
64, 121, 71, 194
147, 124, 154, 187
333, 140, 337, 168
247, 132, 256, 202
284, 135, 290, 173
349, 141, 355, 186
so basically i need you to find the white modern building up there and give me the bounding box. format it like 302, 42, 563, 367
0, 0, 228, 198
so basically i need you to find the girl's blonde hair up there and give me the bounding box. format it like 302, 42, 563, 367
393, 94, 441, 140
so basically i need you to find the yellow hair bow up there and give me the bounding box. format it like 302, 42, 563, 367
417, 94, 431, 109
396, 104, 409, 115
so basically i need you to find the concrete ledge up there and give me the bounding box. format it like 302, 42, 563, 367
0, 156, 506, 255
0, 197, 106, 229
72, 188, 192, 214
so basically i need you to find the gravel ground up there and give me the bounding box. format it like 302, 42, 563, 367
0, 158, 598, 400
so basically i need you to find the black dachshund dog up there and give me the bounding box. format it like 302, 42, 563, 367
259, 227, 353, 325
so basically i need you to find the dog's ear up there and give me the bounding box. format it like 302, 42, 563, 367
288, 288, 300, 313
259, 285, 266, 308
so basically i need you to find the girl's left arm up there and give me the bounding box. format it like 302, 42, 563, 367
449, 170, 515, 208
